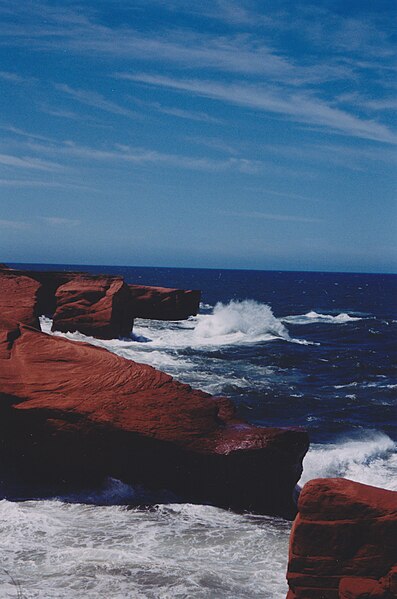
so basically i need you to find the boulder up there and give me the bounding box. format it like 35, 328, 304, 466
286, 478, 397, 599
129, 284, 201, 320
0, 322, 308, 515
52, 276, 133, 339
0, 272, 41, 331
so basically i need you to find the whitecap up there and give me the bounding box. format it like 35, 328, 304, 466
300, 431, 397, 490
283, 311, 363, 325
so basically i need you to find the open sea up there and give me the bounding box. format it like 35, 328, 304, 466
2, 265, 396, 598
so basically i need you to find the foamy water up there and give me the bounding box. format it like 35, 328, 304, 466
0, 499, 291, 598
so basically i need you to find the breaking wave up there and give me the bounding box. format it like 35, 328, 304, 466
300, 431, 397, 490
192, 300, 297, 345
283, 311, 362, 325
41, 300, 311, 349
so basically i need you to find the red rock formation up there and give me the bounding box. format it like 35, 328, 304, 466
0, 322, 308, 515
0, 264, 79, 315
52, 276, 133, 339
339, 570, 396, 598
286, 478, 397, 599
0, 272, 41, 330
129, 284, 201, 320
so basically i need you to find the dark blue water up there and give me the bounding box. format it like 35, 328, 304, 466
13, 264, 397, 446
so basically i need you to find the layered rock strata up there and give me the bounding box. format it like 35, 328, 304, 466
0, 321, 308, 515
286, 478, 397, 599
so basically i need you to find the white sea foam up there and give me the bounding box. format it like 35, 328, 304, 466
0, 498, 290, 598
300, 431, 397, 490
283, 311, 362, 325
41, 300, 310, 351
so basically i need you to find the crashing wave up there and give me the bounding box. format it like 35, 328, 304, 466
300, 431, 397, 490
283, 311, 362, 325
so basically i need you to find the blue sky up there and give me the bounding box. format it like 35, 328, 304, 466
0, 0, 396, 272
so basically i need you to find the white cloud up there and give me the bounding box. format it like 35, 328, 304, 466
40, 216, 81, 227
221, 210, 322, 223
0, 70, 35, 83
0, 153, 64, 171
121, 73, 397, 144
55, 84, 140, 119
0, 218, 31, 229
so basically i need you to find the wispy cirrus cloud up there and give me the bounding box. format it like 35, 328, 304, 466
120, 73, 397, 144
0, 218, 31, 230
0, 152, 64, 171
221, 210, 322, 223
40, 216, 81, 227
140, 101, 223, 124
0, 178, 95, 190
0, 70, 36, 83
23, 138, 265, 174
0, 2, 355, 86
54, 84, 140, 119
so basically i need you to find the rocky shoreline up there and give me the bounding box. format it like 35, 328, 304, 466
0, 264, 395, 598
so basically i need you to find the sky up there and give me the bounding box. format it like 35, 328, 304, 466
0, 0, 396, 273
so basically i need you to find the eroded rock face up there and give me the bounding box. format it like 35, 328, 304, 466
0, 272, 41, 331
0, 323, 308, 515
52, 276, 133, 339
286, 478, 397, 599
129, 284, 201, 320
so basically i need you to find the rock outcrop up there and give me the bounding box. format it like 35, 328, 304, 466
0, 322, 308, 515
129, 284, 201, 320
52, 276, 133, 339
0, 272, 41, 330
286, 478, 397, 599
0, 264, 78, 315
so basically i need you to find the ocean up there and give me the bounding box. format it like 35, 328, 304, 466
2, 265, 396, 598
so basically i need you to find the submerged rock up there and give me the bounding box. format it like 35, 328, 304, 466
0, 322, 308, 516
52, 275, 133, 339
129, 284, 201, 320
286, 478, 397, 598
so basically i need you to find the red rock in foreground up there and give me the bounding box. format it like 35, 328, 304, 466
286, 478, 397, 599
129, 284, 201, 320
52, 276, 133, 339
0, 272, 41, 330
0, 322, 308, 515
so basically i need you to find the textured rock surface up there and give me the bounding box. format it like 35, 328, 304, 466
0, 272, 41, 331
286, 478, 397, 599
52, 276, 133, 339
0, 323, 308, 515
129, 284, 201, 320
